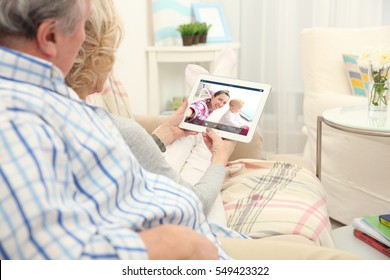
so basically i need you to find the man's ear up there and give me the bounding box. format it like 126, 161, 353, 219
36, 19, 58, 58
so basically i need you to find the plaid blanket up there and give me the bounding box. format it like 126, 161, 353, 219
221, 159, 334, 247
87, 76, 133, 118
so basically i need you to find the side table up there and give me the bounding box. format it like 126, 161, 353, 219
332, 225, 390, 260
146, 43, 240, 114
316, 106, 390, 179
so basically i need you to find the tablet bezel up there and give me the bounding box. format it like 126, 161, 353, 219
179, 74, 271, 143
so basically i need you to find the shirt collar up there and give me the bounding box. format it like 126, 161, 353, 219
0, 46, 80, 101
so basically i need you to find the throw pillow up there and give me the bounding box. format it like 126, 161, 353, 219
86, 75, 133, 118
342, 54, 369, 97
184, 46, 237, 93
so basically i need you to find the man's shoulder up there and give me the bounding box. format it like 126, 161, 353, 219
1, 79, 55, 107
0, 78, 79, 126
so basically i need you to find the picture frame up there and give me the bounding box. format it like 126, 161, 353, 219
192, 3, 231, 43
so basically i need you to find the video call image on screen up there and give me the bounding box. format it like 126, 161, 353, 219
184, 79, 266, 135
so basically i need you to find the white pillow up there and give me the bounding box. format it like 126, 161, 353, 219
163, 134, 227, 226
163, 135, 196, 173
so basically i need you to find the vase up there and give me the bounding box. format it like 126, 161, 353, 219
368, 110, 387, 128
368, 81, 388, 112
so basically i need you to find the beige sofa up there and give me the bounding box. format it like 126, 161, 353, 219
300, 26, 390, 225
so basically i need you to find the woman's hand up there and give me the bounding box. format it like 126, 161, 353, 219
152, 98, 197, 146
202, 128, 236, 165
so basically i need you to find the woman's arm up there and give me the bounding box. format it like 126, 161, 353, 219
111, 115, 224, 215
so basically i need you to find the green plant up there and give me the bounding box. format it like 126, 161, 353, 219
192, 22, 200, 36
197, 22, 212, 35
177, 23, 195, 37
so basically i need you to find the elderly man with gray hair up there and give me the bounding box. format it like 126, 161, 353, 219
0, 0, 228, 260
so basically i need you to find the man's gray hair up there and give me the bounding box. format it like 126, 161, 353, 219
0, 0, 86, 39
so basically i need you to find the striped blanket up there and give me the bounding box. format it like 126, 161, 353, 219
221, 159, 334, 247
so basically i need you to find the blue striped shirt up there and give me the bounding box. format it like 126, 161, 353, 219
0, 47, 242, 259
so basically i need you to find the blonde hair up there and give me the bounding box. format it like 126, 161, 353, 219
66, 0, 123, 98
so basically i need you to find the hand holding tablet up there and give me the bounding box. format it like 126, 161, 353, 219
179, 74, 271, 143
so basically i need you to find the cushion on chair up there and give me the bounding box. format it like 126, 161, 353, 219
342, 54, 369, 97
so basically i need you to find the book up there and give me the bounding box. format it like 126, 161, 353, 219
379, 214, 390, 228
352, 218, 390, 247
353, 228, 390, 257
363, 215, 390, 241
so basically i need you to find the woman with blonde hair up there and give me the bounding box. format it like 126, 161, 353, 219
66, 0, 123, 99
66, 0, 236, 216
66, 0, 133, 117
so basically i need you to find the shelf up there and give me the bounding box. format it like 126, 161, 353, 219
146, 42, 240, 114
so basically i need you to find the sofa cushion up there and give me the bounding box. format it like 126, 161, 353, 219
342, 54, 369, 97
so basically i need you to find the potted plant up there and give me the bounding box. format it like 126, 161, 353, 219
192, 22, 201, 45
198, 22, 211, 44
177, 23, 195, 46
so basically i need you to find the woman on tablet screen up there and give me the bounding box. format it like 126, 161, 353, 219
185, 90, 230, 125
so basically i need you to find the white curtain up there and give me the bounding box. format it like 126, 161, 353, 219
239, 0, 385, 156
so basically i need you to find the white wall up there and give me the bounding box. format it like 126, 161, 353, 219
114, 0, 240, 115
384, 0, 390, 24
114, 0, 149, 114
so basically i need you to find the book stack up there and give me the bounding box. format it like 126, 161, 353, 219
352, 214, 390, 257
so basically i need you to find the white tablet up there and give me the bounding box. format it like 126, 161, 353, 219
179, 74, 271, 143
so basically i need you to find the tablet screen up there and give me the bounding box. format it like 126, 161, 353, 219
179, 74, 271, 143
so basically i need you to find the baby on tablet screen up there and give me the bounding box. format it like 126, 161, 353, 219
217, 99, 250, 136
218, 99, 249, 135
219, 99, 247, 127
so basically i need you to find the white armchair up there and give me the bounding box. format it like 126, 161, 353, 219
300, 26, 390, 224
